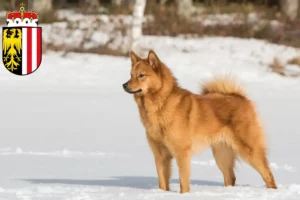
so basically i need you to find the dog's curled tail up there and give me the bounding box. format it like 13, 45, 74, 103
201, 77, 247, 98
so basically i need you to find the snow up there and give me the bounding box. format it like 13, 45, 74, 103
1, 36, 300, 199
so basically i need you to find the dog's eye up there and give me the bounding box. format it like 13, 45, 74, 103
138, 74, 145, 78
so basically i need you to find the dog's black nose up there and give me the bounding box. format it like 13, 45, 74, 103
123, 83, 128, 89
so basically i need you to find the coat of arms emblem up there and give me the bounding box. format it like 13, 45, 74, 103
2, 3, 42, 76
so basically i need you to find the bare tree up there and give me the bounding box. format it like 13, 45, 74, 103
129, 0, 146, 54
131, 0, 146, 42
86, 0, 100, 7
280, 0, 299, 20
28, 0, 53, 13
112, 0, 136, 7
160, 0, 169, 5
10, 0, 16, 10
86, 0, 100, 12
176, 0, 194, 19
112, 0, 122, 6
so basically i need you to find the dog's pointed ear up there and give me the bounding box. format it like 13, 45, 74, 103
130, 51, 141, 66
147, 50, 160, 70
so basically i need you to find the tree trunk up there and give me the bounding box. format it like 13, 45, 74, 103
176, 0, 194, 19
30, 0, 53, 13
160, 0, 169, 5
280, 0, 299, 20
85, 0, 100, 13
10, 0, 16, 10
112, 0, 122, 6
131, 0, 146, 42
86, 0, 100, 7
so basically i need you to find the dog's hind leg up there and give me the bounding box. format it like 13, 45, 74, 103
236, 142, 277, 189
212, 142, 236, 187
231, 124, 277, 189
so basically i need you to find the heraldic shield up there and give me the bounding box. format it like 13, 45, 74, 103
2, 27, 42, 75
2, 3, 42, 76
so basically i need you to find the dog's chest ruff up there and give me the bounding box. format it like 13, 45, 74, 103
143, 110, 168, 140
137, 98, 170, 141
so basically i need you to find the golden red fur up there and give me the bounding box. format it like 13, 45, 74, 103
123, 50, 277, 193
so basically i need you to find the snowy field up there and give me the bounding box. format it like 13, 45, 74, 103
0, 36, 300, 199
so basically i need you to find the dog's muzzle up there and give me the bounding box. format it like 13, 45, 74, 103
123, 83, 142, 94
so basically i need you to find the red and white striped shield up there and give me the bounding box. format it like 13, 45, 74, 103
2, 27, 42, 76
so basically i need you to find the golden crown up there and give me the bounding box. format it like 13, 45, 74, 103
6, 3, 38, 23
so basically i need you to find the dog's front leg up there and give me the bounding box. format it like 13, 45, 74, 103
154, 153, 172, 191
175, 151, 191, 193
147, 136, 172, 191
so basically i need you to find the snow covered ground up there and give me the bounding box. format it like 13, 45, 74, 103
1, 36, 300, 199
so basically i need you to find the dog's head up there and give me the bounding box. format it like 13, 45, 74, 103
123, 50, 163, 96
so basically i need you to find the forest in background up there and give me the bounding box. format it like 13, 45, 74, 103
0, 0, 299, 59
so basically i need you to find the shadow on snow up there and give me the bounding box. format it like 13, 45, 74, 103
20, 176, 224, 189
